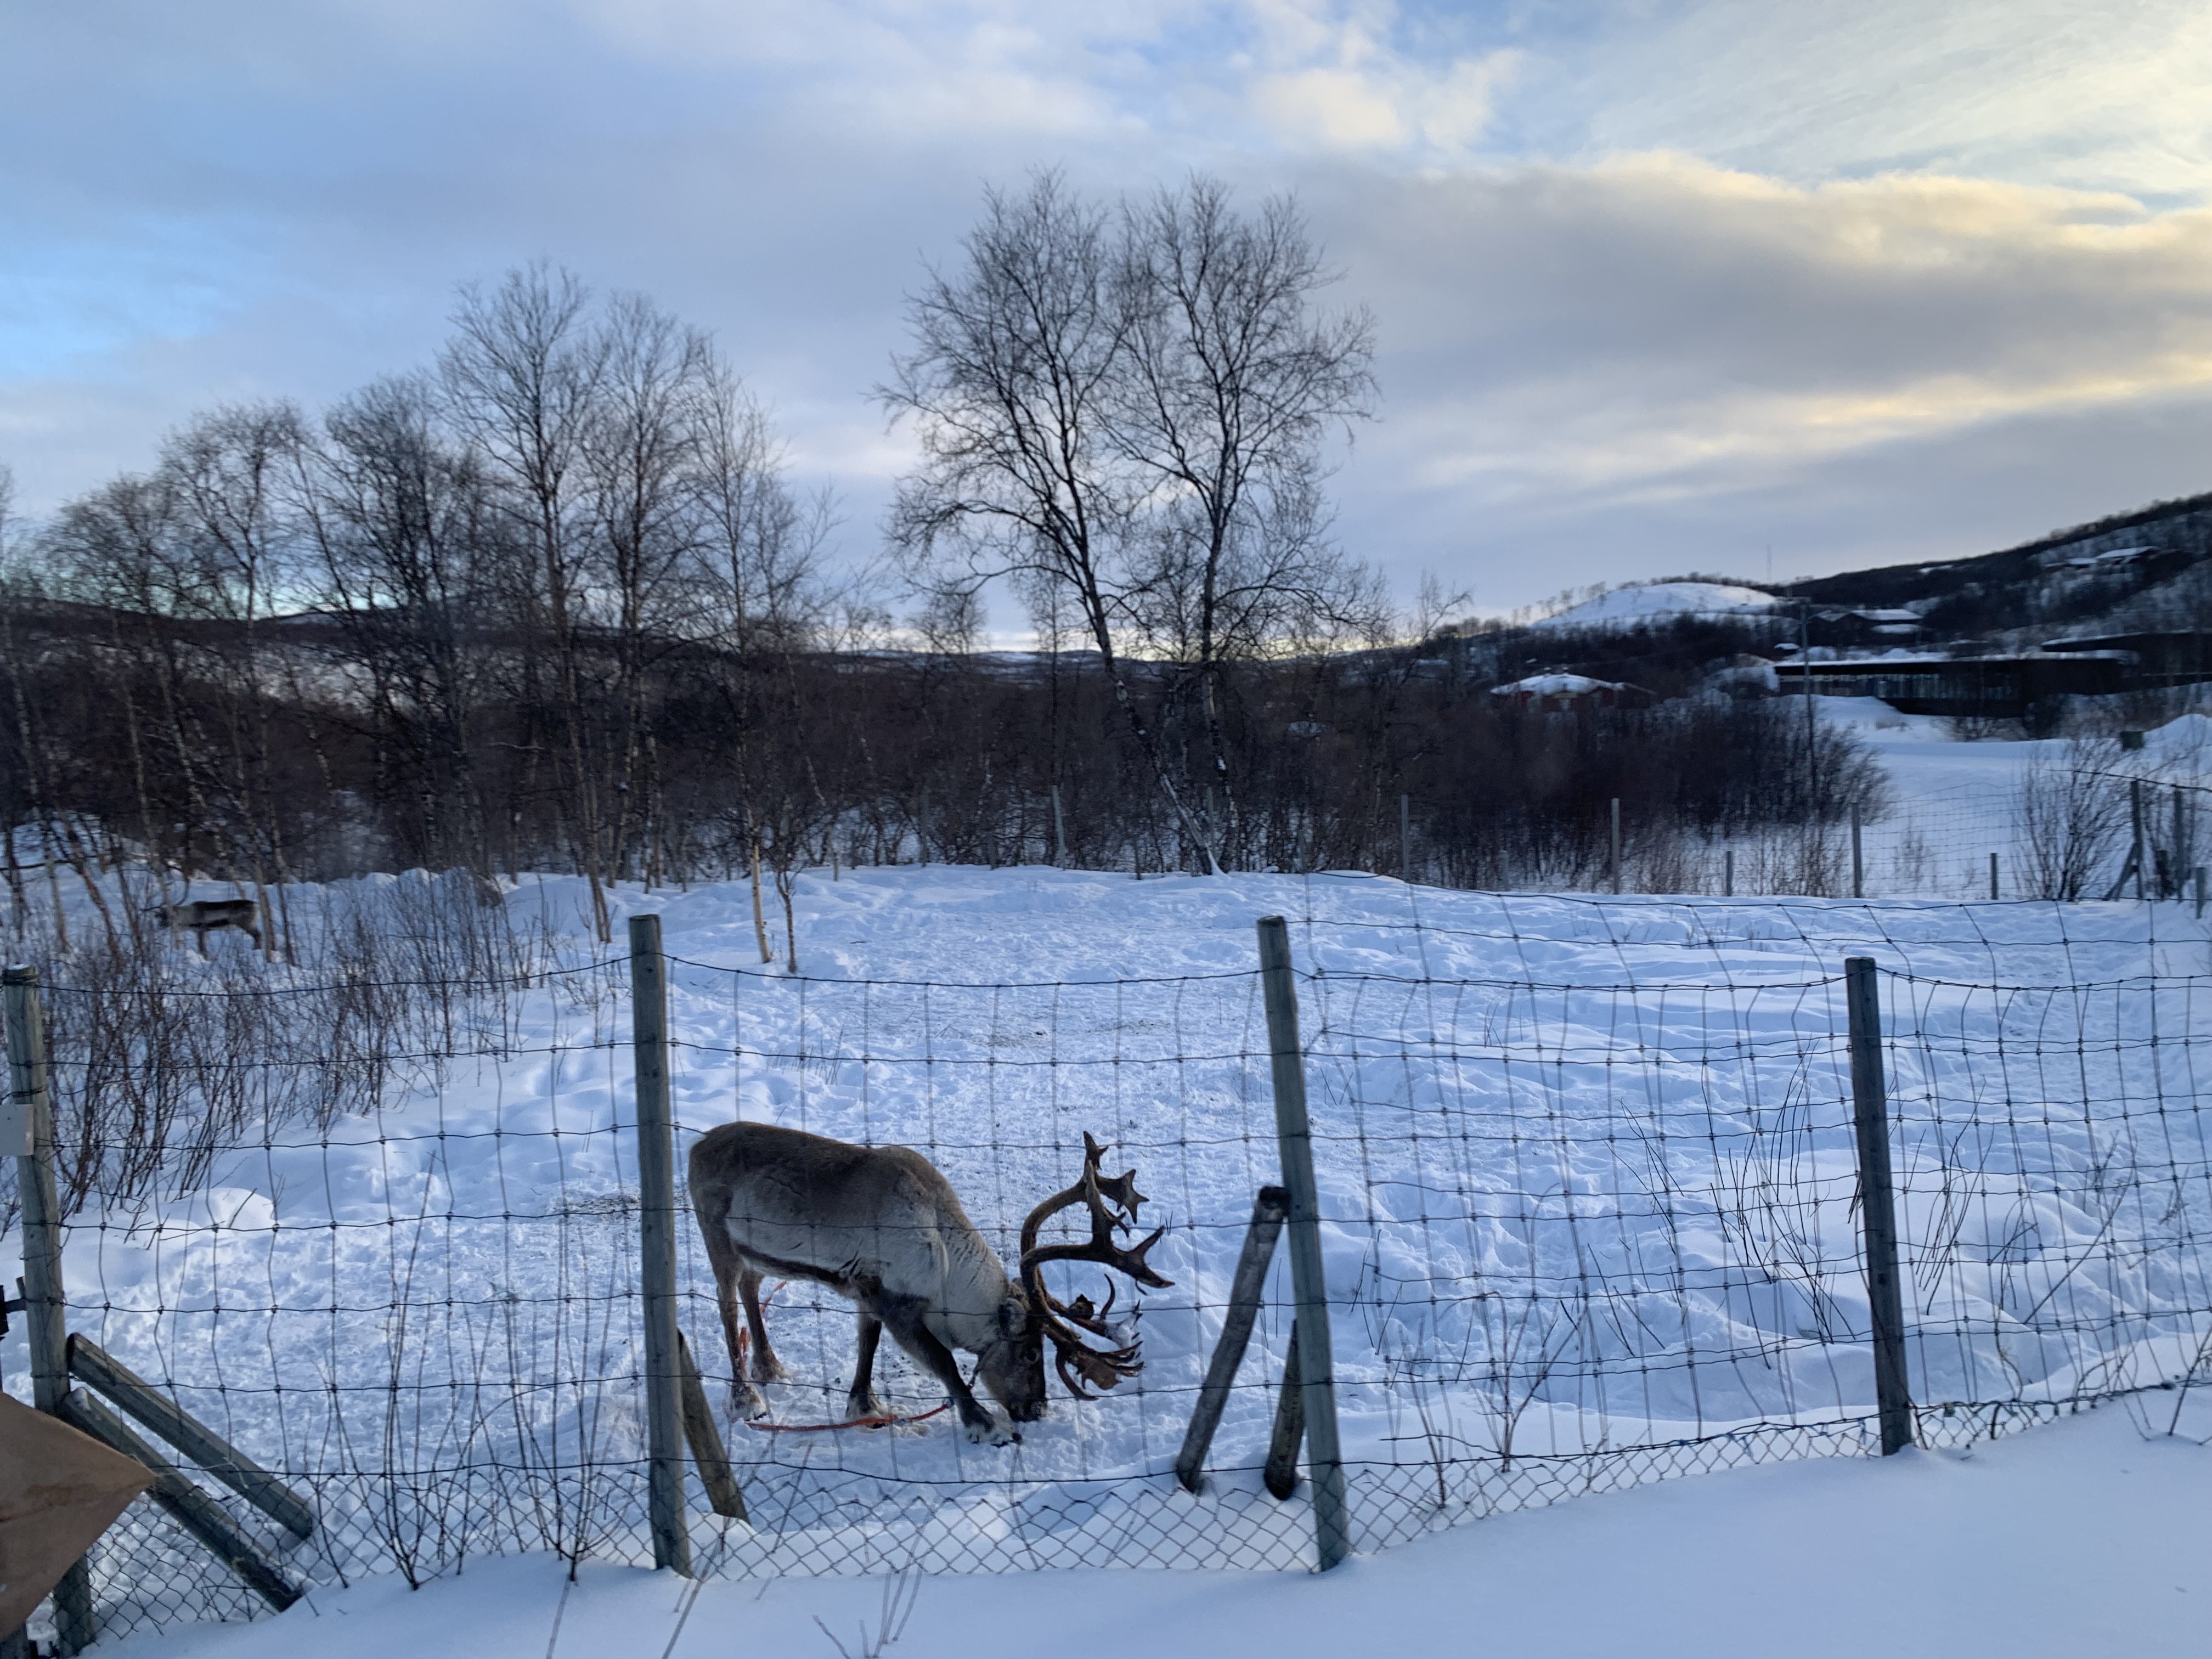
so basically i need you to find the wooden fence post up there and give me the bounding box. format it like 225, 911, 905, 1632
1843, 957, 1913, 1455
1398, 794, 1412, 884
1255, 918, 1350, 1570
5, 964, 96, 1655
628, 916, 691, 1576
1723, 847, 1734, 898
1608, 798, 1622, 895
2131, 780, 2147, 901
2172, 787, 2187, 900
1989, 852, 2000, 901
1850, 806, 1864, 899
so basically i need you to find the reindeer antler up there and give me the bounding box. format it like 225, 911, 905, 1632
1018, 1132, 1173, 1398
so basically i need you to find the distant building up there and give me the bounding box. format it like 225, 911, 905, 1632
1491, 672, 1650, 713
2042, 632, 2212, 690
1773, 651, 2130, 716
1807, 606, 1925, 649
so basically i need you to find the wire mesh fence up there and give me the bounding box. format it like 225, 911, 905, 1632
1522, 765, 2212, 904
13, 888, 2212, 1647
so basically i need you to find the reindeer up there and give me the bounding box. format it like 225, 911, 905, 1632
687, 1124, 1169, 1444
151, 898, 264, 956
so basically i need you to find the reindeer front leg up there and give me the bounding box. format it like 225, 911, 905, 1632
847, 1312, 888, 1421
876, 1295, 1013, 1446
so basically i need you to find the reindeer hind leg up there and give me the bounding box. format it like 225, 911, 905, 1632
737, 1266, 788, 1384
703, 1226, 770, 1419
847, 1311, 887, 1420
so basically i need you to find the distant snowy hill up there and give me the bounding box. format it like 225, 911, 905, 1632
1529, 580, 1780, 631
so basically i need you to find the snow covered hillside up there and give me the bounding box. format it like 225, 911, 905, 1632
1528, 580, 1780, 631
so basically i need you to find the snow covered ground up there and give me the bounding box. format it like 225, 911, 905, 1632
10, 704, 2212, 1651
1832, 698, 2212, 896
86, 1403, 2212, 1659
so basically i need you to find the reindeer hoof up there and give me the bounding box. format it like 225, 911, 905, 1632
730, 1385, 772, 1420
963, 1417, 1018, 1447
747, 1358, 789, 1385
847, 1395, 887, 1423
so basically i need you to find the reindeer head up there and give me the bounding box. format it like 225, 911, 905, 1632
978, 1132, 1172, 1422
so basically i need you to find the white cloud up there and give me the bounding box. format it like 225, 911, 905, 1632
1237, 2, 1517, 156
1334, 157, 2212, 495
1563, 0, 2212, 203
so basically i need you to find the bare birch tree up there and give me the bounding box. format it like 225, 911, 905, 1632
439, 264, 616, 936
883, 172, 1380, 871
882, 173, 1221, 868
303, 374, 501, 873
1114, 179, 1380, 857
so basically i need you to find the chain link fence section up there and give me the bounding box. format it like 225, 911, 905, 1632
15, 917, 2212, 1646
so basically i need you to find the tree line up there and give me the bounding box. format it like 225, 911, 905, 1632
0, 176, 1886, 951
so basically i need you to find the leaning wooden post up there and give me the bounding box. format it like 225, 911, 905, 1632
1173, 1186, 1288, 1493
56, 1393, 301, 1612
1255, 918, 1350, 1570
1263, 1320, 1306, 1501
674, 1330, 748, 1522
1843, 957, 1914, 1455
628, 916, 692, 1576
5, 964, 97, 1655
66, 1336, 314, 1541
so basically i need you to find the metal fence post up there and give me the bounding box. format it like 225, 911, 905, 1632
1608, 798, 1622, 895
1723, 847, 1734, 898
6, 964, 97, 1654
1850, 806, 1863, 899
1255, 917, 1350, 1570
628, 916, 691, 1576
1989, 852, 2000, 902
1843, 957, 1913, 1455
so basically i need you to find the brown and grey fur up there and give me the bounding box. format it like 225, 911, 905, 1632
687, 1121, 1047, 1444
153, 898, 263, 955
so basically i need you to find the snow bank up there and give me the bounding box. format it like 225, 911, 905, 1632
88, 1405, 2212, 1659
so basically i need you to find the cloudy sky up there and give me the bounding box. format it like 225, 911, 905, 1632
4, 1, 2210, 616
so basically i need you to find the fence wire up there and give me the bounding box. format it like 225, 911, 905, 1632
13, 895, 2212, 1645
